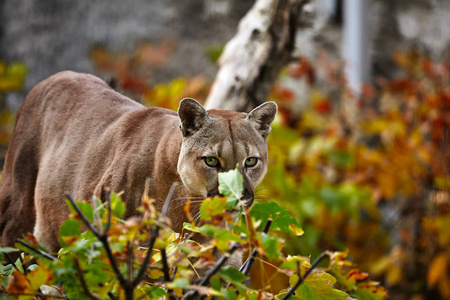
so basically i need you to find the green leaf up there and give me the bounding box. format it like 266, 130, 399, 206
328, 150, 355, 167
250, 201, 301, 233
219, 266, 246, 283
0, 247, 19, 253
211, 275, 222, 291
276, 292, 301, 300
110, 192, 126, 218
261, 233, 281, 259
59, 218, 82, 247
290, 270, 349, 300
320, 187, 341, 211
221, 288, 238, 300
298, 282, 315, 299
218, 168, 243, 210
59, 219, 81, 237
280, 255, 310, 270
168, 278, 190, 289
93, 197, 106, 218
186, 224, 241, 242
66, 199, 94, 222
147, 286, 168, 298
219, 267, 248, 295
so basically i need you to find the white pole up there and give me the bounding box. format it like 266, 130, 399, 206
343, 0, 371, 95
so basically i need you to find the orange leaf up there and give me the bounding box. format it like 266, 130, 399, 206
427, 252, 448, 287
347, 268, 370, 282
7, 271, 32, 295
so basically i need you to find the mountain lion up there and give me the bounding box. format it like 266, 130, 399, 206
0, 71, 277, 253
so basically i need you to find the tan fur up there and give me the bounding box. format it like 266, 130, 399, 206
0, 71, 277, 253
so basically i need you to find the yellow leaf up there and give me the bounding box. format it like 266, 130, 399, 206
148, 268, 164, 279
289, 224, 304, 236
387, 266, 402, 285
428, 252, 448, 287
28, 264, 54, 291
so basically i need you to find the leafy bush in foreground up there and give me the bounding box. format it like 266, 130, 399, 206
0, 169, 385, 299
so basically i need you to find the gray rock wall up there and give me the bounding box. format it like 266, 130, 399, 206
0, 0, 253, 109
1, 0, 449, 110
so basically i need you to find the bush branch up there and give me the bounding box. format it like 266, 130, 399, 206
281, 251, 330, 300
74, 257, 102, 300
4, 252, 21, 274
131, 182, 177, 287
240, 218, 272, 276
105, 190, 112, 232
17, 240, 57, 261
161, 248, 178, 300
183, 242, 240, 300
66, 194, 100, 237
65, 194, 128, 288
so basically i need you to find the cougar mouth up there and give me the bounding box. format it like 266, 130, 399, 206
241, 195, 254, 209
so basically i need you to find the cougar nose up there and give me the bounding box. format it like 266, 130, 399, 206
240, 189, 254, 209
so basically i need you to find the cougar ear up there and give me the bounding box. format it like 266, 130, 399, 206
178, 98, 211, 137
246, 101, 277, 138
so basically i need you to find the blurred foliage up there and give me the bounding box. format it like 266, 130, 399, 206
262, 50, 449, 299
0, 61, 27, 145
89, 41, 211, 110
0, 170, 385, 299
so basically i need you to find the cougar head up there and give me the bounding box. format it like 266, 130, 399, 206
177, 98, 277, 210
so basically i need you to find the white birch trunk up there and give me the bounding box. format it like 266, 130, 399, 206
204, 0, 305, 112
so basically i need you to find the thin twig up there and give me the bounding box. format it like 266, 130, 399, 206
161, 182, 178, 218
127, 241, 134, 281
19, 255, 27, 276
3, 292, 83, 300
161, 248, 178, 300
240, 218, 272, 276
17, 240, 57, 261
65, 194, 128, 288
281, 252, 330, 300
105, 190, 112, 232
4, 252, 21, 273
131, 182, 177, 287
183, 242, 240, 300
66, 194, 100, 237
92, 195, 104, 236
98, 234, 128, 288
107, 291, 118, 300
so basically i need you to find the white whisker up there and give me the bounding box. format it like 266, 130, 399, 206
171, 196, 205, 201
172, 201, 203, 211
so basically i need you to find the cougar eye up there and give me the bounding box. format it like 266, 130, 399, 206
245, 157, 258, 167
204, 156, 219, 168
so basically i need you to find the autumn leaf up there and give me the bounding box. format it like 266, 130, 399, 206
427, 252, 448, 287
200, 196, 227, 220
